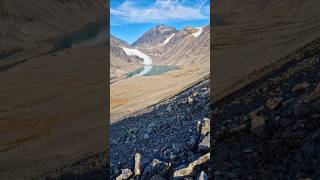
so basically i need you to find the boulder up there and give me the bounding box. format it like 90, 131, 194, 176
141, 159, 170, 180
198, 135, 210, 152
134, 152, 142, 176
265, 97, 283, 110
201, 118, 210, 136
292, 82, 310, 92
173, 153, 210, 178
196, 121, 202, 134
188, 96, 194, 104
249, 107, 266, 133
116, 168, 133, 180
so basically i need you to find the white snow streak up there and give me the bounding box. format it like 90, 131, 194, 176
120, 47, 152, 65
160, 33, 175, 46
120, 46, 153, 76
192, 27, 203, 38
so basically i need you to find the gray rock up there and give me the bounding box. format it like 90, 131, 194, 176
193, 92, 198, 97
198, 135, 210, 152
143, 134, 149, 139
150, 174, 166, 180
292, 82, 310, 92
188, 96, 194, 104
141, 159, 170, 180
249, 107, 266, 133
167, 104, 172, 112
187, 153, 200, 163
187, 136, 198, 150
265, 97, 283, 110
200, 118, 210, 136
147, 122, 157, 134
116, 168, 133, 180
134, 152, 142, 176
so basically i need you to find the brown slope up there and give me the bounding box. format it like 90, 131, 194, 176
213, 0, 320, 102
0, 0, 104, 48
160, 26, 210, 67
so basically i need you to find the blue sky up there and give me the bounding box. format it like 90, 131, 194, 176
110, 0, 210, 44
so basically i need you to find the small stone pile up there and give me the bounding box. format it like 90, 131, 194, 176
116, 118, 211, 180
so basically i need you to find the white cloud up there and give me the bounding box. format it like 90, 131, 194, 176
110, 0, 210, 24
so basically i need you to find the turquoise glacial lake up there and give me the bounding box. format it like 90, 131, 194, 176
127, 65, 179, 78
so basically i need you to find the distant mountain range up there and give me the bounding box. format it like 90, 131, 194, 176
110, 24, 210, 82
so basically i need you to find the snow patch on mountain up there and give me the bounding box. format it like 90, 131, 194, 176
192, 27, 203, 38
120, 47, 152, 65
160, 33, 175, 46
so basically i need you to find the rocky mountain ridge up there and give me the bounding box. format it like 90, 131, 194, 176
110, 24, 209, 82
132, 25, 177, 48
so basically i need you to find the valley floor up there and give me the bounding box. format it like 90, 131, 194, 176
110, 62, 209, 123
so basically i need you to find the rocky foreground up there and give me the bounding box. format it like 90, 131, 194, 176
42, 79, 210, 179
213, 39, 320, 179
110, 79, 210, 179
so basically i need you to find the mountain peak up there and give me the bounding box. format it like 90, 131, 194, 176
132, 25, 176, 47
152, 24, 176, 33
